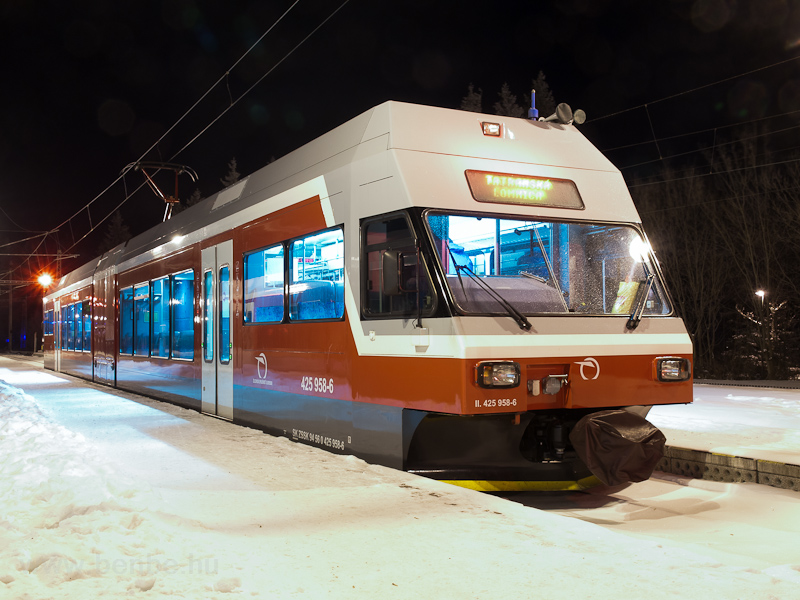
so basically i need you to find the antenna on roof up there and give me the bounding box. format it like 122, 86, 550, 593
528, 89, 539, 120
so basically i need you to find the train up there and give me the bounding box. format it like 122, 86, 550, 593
42, 100, 693, 491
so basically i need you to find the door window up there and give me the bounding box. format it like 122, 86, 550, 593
219, 266, 230, 364
203, 270, 214, 362
171, 270, 195, 360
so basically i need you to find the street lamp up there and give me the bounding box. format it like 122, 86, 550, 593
35, 273, 53, 353
755, 289, 766, 307
37, 273, 53, 288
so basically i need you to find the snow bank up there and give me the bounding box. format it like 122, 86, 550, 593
1, 378, 798, 599
0, 382, 240, 597
650, 384, 800, 464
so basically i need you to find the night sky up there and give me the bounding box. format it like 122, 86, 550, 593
2, 0, 800, 274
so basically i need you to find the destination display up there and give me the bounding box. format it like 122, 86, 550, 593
465, 170, 584, 209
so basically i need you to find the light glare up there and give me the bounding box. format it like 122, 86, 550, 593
629, 237, 651, 262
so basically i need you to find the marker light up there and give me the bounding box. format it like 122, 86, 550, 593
655, 357, 691, 382
476, 361, 520, 388
629, 236, 651, 262
481, 122, 502, 137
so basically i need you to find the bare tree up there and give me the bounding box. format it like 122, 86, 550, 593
632, 167, 729, 376
705, 128, 800, 377
634, 128, 800, 378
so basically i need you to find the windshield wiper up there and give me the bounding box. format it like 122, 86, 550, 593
626, 265, 655, 330
520, 271, 547, 283
448, 250, 532, 331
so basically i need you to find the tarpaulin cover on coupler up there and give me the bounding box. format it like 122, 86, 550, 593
569, 409, 666, 486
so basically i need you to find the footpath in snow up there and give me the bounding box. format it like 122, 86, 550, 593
1, 356, 800, 599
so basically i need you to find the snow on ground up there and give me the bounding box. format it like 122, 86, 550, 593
650, 384, 800, 465
1, 361, 800, 598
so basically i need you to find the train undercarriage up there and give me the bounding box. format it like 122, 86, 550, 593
404, 408, 666, 491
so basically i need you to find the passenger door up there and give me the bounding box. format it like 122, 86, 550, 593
201, 240, 234, 420
54, 299, 61, 372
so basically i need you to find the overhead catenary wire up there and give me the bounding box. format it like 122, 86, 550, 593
8, 5, 788, 281
171, 0, 351, 160
592, 54, 800, 123
57, 0, 351, 261
637, 183, 800, 215
6, 0, 351, 281
61, 0, 351, 258
2, 1, 305, 280
586, 54, 800, 189
627, 155, 800, 189
601, 107, 800, 154
619, 121, 800, 173
0, 205, 37, 232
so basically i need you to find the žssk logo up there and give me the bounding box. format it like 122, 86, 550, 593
255, 353, 268, 379
575, 357, 600, 380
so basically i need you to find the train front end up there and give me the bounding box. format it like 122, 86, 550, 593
375, 103, 693, 490
402, 209, 692, 490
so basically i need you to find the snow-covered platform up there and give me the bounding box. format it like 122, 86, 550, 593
649, 383, 800, 491
3, 355, 800, 598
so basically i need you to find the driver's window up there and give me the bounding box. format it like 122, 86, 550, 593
362, 213, 434, 318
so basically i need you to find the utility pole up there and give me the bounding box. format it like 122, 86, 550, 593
7, 281, 11, 352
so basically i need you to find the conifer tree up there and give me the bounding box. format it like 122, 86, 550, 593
531, 71, 556, 118
172, 188, 203, 216
460, 83, 483, 112
98, 211, 131, 254
220, 157, 240, 188
493, 83, 525, 117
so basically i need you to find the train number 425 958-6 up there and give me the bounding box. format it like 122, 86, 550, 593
301, 376, 334, 394
475, 398, 517, 408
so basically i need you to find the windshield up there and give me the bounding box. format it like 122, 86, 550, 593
425, 212, 671, 316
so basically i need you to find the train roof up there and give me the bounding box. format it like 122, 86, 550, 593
47, 101, 634, 298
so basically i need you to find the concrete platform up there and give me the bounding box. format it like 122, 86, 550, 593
650, 382, 800, 492
3, 354, 799, 492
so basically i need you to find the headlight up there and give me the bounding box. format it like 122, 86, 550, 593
476, 361, 520, 388
655, 357, 691, 382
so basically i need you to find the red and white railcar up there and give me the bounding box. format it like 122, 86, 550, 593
43, 101, 692, 490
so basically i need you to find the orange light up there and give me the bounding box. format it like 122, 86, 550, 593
481, 122, 501, 136
37, 273, 53, 288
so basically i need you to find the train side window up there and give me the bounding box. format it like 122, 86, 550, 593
44, 309, 54, 336
66, 303, 75, 351
74, 302, 83, 352
289, 227, 344, 322
133, 283, 150, 356
362, 214, 435, 318
243, 244, 284, 324
151, 277, 170, 359
203, 270, 214, 362
60, 308, 67, 349
82, 300, 91, 352
119, 287, 134, 355
219, 265, 231, 364
171, 270, 194, 360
